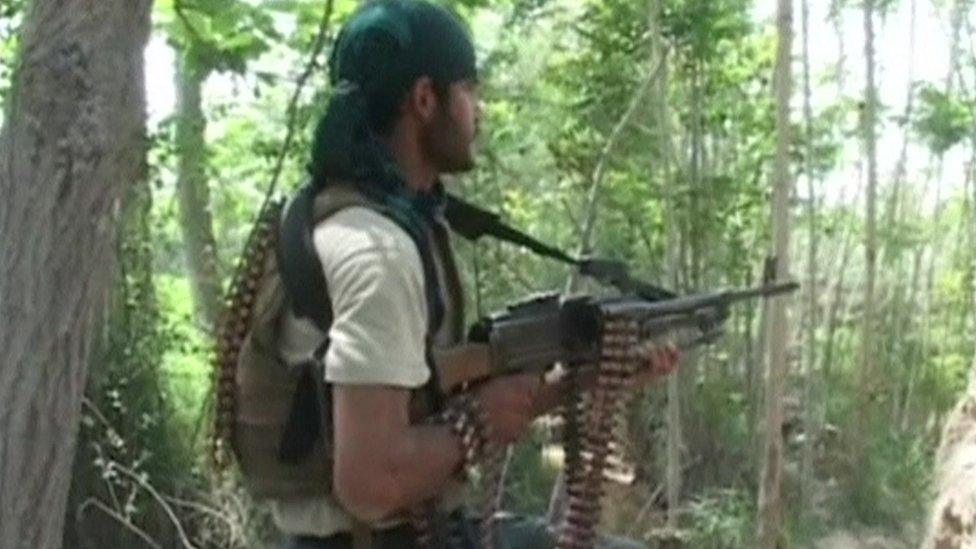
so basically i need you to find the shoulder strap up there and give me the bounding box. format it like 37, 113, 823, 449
278, 183, 333, 331
444, 194, 575, 263
445, 193, 674, 300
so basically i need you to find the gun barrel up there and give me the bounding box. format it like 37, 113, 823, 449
719, 281, 799, 302
601, 280, 799, 318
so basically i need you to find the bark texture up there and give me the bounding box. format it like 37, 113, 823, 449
0, 2, 152, 547
924, 372, 976, 549
756, 0, 794, 545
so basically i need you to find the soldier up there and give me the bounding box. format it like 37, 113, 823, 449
268, 1, 679, 547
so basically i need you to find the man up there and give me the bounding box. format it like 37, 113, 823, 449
271, 1, 678, 547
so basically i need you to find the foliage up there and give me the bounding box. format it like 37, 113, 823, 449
66, 179, 199, 546
0, 0, 21, 104
157, 0, 282, 75
837, 430, 933, 531
684, 488, 756, 548
912, 85, 974, 155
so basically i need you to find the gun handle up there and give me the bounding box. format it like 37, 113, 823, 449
431, 343, 493, 394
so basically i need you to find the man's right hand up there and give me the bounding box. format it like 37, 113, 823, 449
474, 373, 541, 445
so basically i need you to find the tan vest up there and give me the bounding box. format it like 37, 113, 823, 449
231, 182, 465, 499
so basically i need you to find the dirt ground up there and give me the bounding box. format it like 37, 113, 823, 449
814, 530, 912, 549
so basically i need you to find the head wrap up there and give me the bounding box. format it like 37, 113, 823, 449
308, 0, 477, 192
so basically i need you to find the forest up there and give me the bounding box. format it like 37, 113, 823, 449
0, 0, 974, 547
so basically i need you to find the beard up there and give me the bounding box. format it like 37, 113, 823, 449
423, 108, 476, 174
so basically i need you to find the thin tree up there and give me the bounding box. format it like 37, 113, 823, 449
881, 0, 917, 247
799, 0, 817, 515
855, 0, 880, 466
756, 0, 794, 545
647, 0, 683, 526
0, 1, 153, 547
174, 51, 222, 330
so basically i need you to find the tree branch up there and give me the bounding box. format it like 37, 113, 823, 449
113, 465, 197, 549
76, 498, 163, 549
173, 0, 208, 47
568, 48, 669, 291
260, 0, 337, 209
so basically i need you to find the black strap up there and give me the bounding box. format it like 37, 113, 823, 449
445, 194, 575, 264
445, 194, 675, 300
278, 183, 334, 331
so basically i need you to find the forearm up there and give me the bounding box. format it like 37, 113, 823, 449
383, 423, 464, 509
332, 386, 467, 522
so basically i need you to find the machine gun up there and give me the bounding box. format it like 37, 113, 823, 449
430, 198, 800, 548
429, 279, 797, 549
434, 282, 798, 393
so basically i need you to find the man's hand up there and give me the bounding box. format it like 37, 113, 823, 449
474, 373, 541, 445
528, 343, 680, 418
633, 342, 681, 386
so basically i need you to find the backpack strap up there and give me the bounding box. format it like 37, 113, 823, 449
278, 183, 334, 331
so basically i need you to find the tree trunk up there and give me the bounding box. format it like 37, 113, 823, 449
829, 0, 847, 96
924, 372, 976, 549
799, 0, 818, 515
571, 73, 660, 273
756, 0, 794, 546
821, 197, 858, 386
175, 55, 222, 331
881, 0, 917, 257
925, 290, 976, 548
800, 0, 819, 512
898, 238, 926, 430
652, 14, 682, 526
681, 59, 704, 405
855, 0, 879, 465
0, 1, 152, 547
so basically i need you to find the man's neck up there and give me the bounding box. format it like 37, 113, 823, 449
384, 125, 438, 194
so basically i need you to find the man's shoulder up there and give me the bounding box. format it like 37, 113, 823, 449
312, 206, 420, 266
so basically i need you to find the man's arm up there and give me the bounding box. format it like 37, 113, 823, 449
331, 385, 461, 523
332, 372, 541, 523
330, 348, 676, 522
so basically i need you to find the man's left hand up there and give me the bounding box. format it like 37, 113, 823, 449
633, 342, 680, 386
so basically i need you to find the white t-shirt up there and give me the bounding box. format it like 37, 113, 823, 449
315, 207, 432, 387
272, 206, 461, 537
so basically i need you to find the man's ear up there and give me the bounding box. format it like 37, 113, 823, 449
405, 76, 439, 123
